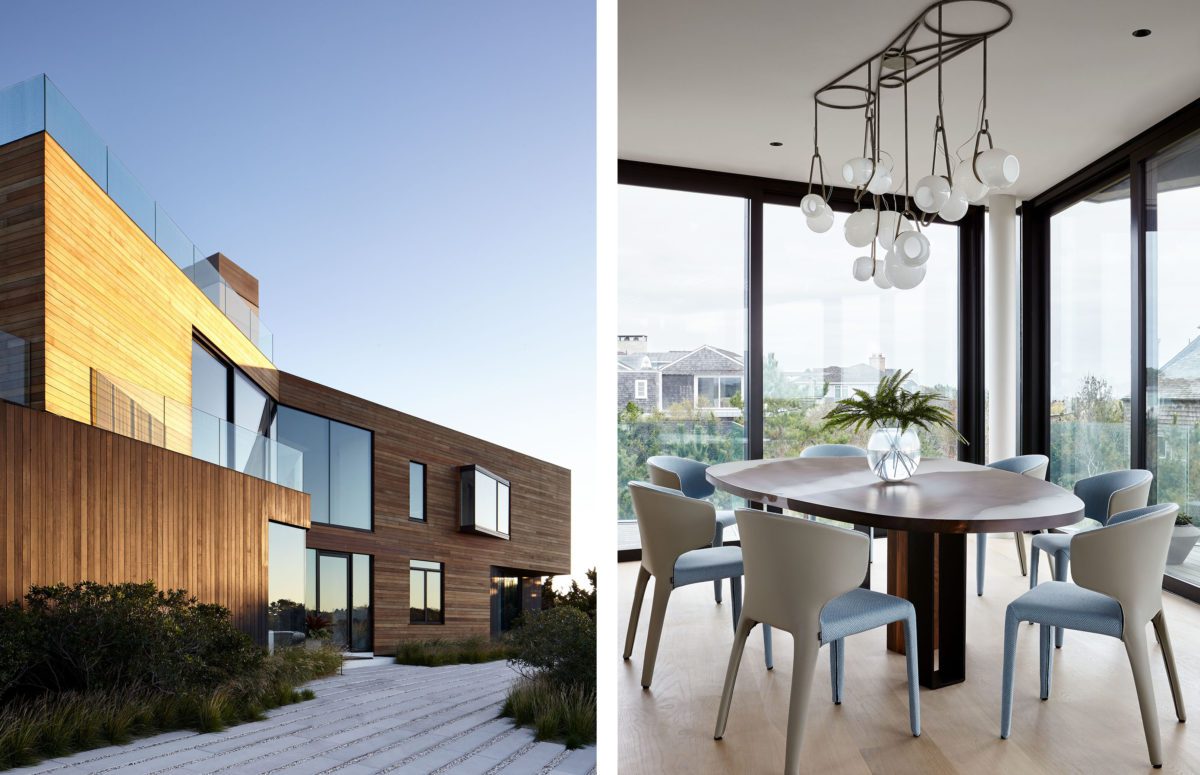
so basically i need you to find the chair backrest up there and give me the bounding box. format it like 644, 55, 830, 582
799, 443, 868, 458
987, 454, 1049, 479
1074, 469, 1153, 524
646, 455, 715, 500
734, 508, 867, 635
1071, 503, 1177, 630
629, 481, 718, 579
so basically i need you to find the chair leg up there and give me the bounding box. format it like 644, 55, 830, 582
729, 576, 741, 631
1029, 544, 1040, 589
623, 566, 651, 660
1053, 550, 1069, 649
784, 635, 822, 775
1039, 623, 1053, 700
1124, 626, 1164, 768
828, 639, 844, 704
903, 610, 921, 737
977, 533, 987, 596
763, 624, 774, 670
1014, 531, 1028, 576
712, 524, 724, 604
1151, 611, 1187, 723
714, 615, 755, 740
640, 580, 673, 689
1000, 608, 1019, 739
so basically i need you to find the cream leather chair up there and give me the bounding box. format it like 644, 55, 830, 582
623, 482, 770, 689
714, 509, 919, 775
1001, 504, 1185, 768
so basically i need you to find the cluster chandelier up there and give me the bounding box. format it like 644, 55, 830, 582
800, 0, 1016, 289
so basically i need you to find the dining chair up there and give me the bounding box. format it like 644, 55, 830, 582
715, 509, 919, 775
1000, 503, 1185, 768
799, 444, 876, 561
647, 455, 737, 604
976, 454, 1049, 596
1029, 468, 1152, 647
624, 481, 771, 689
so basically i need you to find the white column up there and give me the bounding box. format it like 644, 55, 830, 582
987, 194, 1018, 462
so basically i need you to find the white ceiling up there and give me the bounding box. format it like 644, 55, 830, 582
619, 0, 1200, 199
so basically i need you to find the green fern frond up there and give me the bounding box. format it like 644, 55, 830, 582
822, 370, 967, 444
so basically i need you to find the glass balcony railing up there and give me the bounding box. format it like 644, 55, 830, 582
90, 370, 302, 490
0, 329, 30, 406
0, 75, 274, 360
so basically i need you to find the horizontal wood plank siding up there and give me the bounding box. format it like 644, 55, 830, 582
0, 401, 309, 642
278, 372, 571, 651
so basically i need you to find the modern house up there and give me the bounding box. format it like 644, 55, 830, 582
0, 75, 570, 653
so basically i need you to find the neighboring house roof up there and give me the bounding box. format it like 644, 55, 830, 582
617, 345, 744, 376
1157, 336, 1200, 402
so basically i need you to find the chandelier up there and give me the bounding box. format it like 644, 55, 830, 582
800, 0, 1016, 289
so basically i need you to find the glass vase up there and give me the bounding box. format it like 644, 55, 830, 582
866, 426, 922, 481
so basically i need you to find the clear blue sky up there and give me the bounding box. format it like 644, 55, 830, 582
0, 2, 597, 573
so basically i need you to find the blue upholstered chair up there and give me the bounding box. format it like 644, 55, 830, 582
1000, 504, 1185, 768
715, 509, 919, 775
623, 481, 770, 688
1029, 469, 1152, 647
975, 454, 1049, 596
647, 456, 738, 604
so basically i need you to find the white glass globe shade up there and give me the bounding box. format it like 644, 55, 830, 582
894, 230, 931, 267
841, 157, 874, 186
938, 187, 969, 222
956, 168, 990, 204
844, 209, 878, 248
975, 148, 1020, 188
807, 207, 834, 233
852, 255, 874, 282
876, 211, 911, 250
913, 175, 951, 213
866, 165, 893, 195
800, 193, 826, 217
885, 249, 927, 289
872, 260, 893, 289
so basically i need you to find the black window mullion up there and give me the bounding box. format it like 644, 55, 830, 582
959, 206, 986, 464
746, 194, 764, 462
1130, 157, 1149, 482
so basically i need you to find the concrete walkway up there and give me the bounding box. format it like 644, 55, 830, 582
17, 661, 596, 775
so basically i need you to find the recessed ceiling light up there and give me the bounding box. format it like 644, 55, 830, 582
769, 141, 783, 147
1132, 28, 1152, 37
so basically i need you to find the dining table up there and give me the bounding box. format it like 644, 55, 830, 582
706, 456, 1084, 689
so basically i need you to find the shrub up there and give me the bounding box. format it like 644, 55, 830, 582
393, 636, 513, 667
501, 675, 595, 749
507, 606, 595, 689
540, 568, 597, 619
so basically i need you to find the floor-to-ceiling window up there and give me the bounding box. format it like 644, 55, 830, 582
1148, 129, 1200, 586
277, 406, 372, 530
1048, 177, 1132, 491
306, 548, 372, 651
267, 522, 306, 634
763, 205, 961, 458
617, 184, 746, 522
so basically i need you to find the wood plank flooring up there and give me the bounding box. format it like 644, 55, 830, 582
617, 533, 1200, 773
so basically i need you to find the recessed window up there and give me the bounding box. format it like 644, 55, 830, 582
409, 461, 426, 521
459, 465, 511, 539
410, 560, 443, 624
635, 379, 648, 400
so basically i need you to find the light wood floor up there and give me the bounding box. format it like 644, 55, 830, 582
617, 533, 1200, 774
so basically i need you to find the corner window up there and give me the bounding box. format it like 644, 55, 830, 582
277, 405, 372, 530
459, 465, 511, 539
409, 461, 426, 521
410, 560, 443, 624
634, 379, 648, 399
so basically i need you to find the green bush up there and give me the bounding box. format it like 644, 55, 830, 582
393, 636, 513, 667
507, 606, 595, 689
501, 675, 595, 749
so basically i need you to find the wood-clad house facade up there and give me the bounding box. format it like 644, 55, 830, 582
0, 78, 571, 652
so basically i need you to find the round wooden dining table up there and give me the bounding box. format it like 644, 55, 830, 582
706, 456, 1084, 689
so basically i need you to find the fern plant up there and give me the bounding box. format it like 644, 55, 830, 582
822, 370, 966, 443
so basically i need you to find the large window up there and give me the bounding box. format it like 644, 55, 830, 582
306, 548, 372, 651
191, 339, 281, 480
1148, 130, 1200, 586
277, 406, 372, 530
617, 185, 746, 521
762, 205, 960, 459
1048, 177, 1131, 490
410, 560, 444, 624
267, 522, 306, 633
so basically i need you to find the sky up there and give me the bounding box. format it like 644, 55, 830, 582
0, 2, 597, 574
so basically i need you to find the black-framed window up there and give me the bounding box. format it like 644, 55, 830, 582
409, 559, 443, 624
459, 465, 511, 538
267, 521, 306, 634
277, 405, 372, 531
306, 548, 372, 651
191, 337, 278, 477
409, 461, 426, 521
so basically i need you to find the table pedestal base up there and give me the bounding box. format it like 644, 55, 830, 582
886, 531, 966, 689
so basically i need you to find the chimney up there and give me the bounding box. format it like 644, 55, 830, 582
202, 253, 259, 311
619, 334, 648, 354
869, 353, 886, 373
